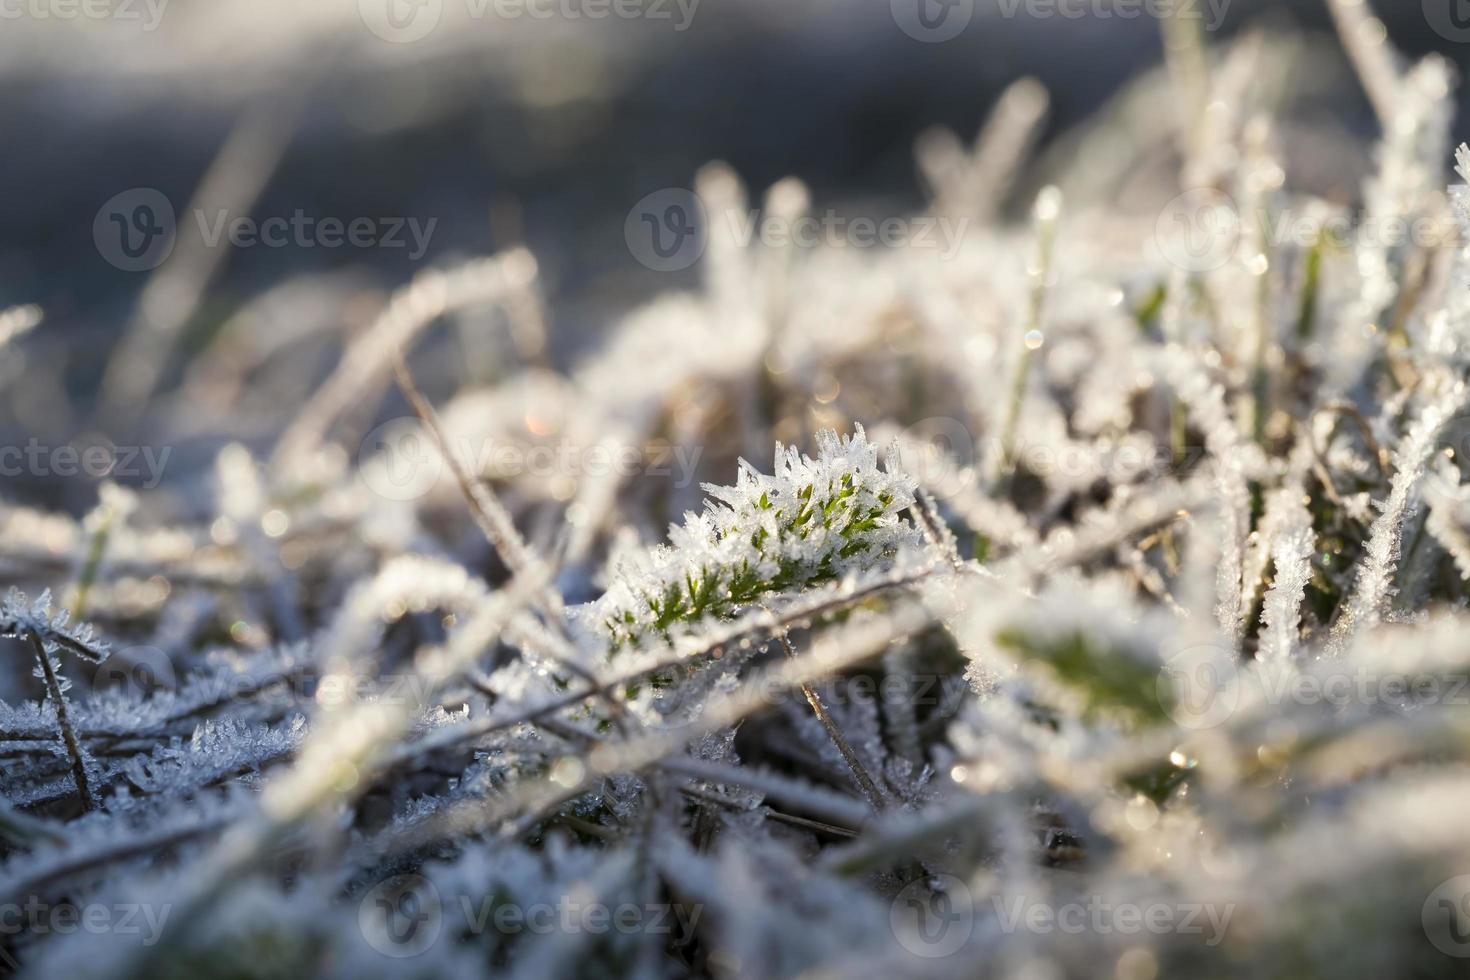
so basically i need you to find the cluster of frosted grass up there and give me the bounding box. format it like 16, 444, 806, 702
3, 7, 1470, 979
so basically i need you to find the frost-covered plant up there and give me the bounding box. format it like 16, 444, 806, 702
1, 589, 111, 665
9, 5, 1470, 978
2, 590, 111, 811
583, 425, 921, 652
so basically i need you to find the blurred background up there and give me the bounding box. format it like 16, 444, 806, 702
3, 0, 1470, 511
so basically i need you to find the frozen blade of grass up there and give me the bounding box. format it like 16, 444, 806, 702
0, 593, 114, 810
998, 474, 1210, 584
696, 161, 752, 311
1212, 467, 1251, 645
115, 575, 546, 976
879, 425, 1038, 555
658, 756, 871, 831
272, 249, 541, 467
880, 643, 923, 767
910, 488, 961, 568
99, 86, 307, 428
1153, 344, 1263, 643
0, 304, 42, 352
1324, 0, 1400, 129
918, 76, 1049, 221
1329, 56, 1452, 396
388, 353, 628, 732
0, 794, 245, 901
1328, 380, 1470, 655
28, 635, 95, 812
1160, 3, 1209, 156
1425, 465, 1470, 580
0, 795, 64, 847
777, 632, 889, 814
993, 185, 1061, 486
0, 590, 111, 665
382, 597, 933, 856
1441, 142, 1470, 357
1258, 521, 1315, 664
389, 560, 950, 769
64, 483, 135, 620
26, 20, 1470, 978
817, 793, 1001, 877
388, 351, 549, 591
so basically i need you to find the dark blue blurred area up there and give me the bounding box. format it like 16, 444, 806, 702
1, 0, 1468, 392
